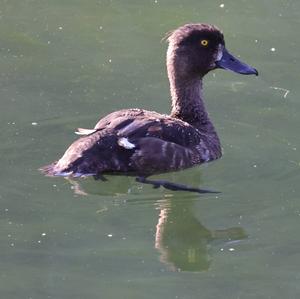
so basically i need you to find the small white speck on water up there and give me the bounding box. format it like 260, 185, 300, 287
41, 233, 46, 237
270, 86, 290, 99
229, 248, 235, 252
108, 59, 112, 63
255, 39, 258, 43
270, 47, 276, 52
37, 240, 41, 243
253, 164, 257, 168
10, 243, 14, 247
220, 248, 224, 251
47, 41, 51, 44
154, 0, 158, 3
107, 234, 113, 237
99, 26, 103, 30
58, 26, 63, 30
31, 122, 38, 126
219, 3, 225, 8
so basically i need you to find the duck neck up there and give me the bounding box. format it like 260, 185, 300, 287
169, 75, 211, 131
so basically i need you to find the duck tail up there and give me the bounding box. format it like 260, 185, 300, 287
39, 162, 59, 176
39, 162, 97, 178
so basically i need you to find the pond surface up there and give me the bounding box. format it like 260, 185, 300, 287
1, 0, 300, 298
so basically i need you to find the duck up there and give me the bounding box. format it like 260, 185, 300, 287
41, 23, 258, 193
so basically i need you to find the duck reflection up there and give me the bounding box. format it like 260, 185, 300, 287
155, 197, 247, 272
65, 177, 247, 272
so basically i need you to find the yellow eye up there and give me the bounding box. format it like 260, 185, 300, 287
200, 39, 209, 46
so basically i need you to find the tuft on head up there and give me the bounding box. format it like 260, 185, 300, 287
165, 23, 258, 78
166, 23, 224, 46
165, 23, 225, 78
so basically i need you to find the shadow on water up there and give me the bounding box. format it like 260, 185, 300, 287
61, 166, 218, 197
64, 176, 247, 272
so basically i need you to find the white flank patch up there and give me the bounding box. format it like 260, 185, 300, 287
118, 137, 135, 149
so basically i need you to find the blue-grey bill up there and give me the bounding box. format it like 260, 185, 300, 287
216, 47, 258, 76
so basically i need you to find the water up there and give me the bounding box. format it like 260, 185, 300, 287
1, 0, 300, 298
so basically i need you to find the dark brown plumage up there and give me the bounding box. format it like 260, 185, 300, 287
41, 24, 258, 191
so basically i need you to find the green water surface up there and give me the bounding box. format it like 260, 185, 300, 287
1, 0, 300, 298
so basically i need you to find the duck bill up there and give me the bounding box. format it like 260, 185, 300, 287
215, 47, 258, 76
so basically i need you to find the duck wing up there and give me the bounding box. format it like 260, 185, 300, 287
94, 108, 204, 146
41, 109, 219, 177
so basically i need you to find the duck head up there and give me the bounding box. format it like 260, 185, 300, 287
166, 23, 258, 79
